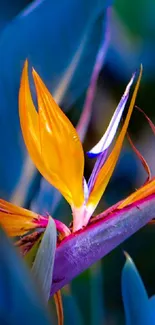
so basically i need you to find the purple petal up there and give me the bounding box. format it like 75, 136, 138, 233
51, 194, 155, 295
87, 73, 135, 158
88, 149, 108, 194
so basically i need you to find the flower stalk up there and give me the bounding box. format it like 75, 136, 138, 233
51, 193, 155, 295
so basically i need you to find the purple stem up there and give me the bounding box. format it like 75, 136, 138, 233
51, 194, 155, 295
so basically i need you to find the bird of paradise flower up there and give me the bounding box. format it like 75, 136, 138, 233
0, 61, 155, 265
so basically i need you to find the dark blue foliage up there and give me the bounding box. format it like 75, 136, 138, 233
0, 0, 32, 32
0, 227, 52, 325
0, 0, 112, 201
63, 292, 84, 325
122, 254, 155, 325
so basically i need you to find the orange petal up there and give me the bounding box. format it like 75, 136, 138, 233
19, 61, 84, 208
0, 199, 39, 237
118, 178, 155, 209
19, 60, 45, 171
87, 65, 142, 213
54, 290, 64, 325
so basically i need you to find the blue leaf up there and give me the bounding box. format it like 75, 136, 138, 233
62, 287, 84, 325
121, 253, 155, 325
31, 178, 62, 215
149, 295, 155, 308
149, 296, 155, 320
32, 216, 57, 301
0, 227, 52, 325
90, 261, 105, 325
0, 1, 31, 32
0, 0, 112, 202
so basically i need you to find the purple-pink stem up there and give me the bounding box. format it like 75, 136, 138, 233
51, 194, 155, 295
37, 215, 71, 237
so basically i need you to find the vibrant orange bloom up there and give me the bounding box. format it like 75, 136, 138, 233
18, 61, 142, 231
1, 61, 151, 237
19, 61, 84, 209
0, 199, 47, 237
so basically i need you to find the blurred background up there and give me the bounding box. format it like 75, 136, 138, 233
0, 0, 155, 324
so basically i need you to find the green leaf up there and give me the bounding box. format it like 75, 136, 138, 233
32, 217, 57, 301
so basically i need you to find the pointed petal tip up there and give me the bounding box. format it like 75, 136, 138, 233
20, 61, 85, 209
123, 251, 133, 264
87, 66, 142, 214
20, 60, 28, 83
32, 66, 39, 79
22, 59, 29, 76
0, 199, 39, 237
87, 71, 136, 158
32, 67, 42, 90
133, 64, 143, 76
25, 58, 28, 66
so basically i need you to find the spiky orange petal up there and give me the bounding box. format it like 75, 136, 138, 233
19, 61, 84, 208
118, 178, 155, 209
54, 290, 64, 325
0, 199, 39, 237
87, 65, 142, 213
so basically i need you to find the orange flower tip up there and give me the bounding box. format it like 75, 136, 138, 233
21, 60, 29, 80
19, 60, 85, 209
32, 67, 40, 82
118, 179, 155, 209
25, 59, 28, 67
0, 199, 49, 237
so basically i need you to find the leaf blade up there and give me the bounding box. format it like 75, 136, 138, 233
32, 216, 57, 301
